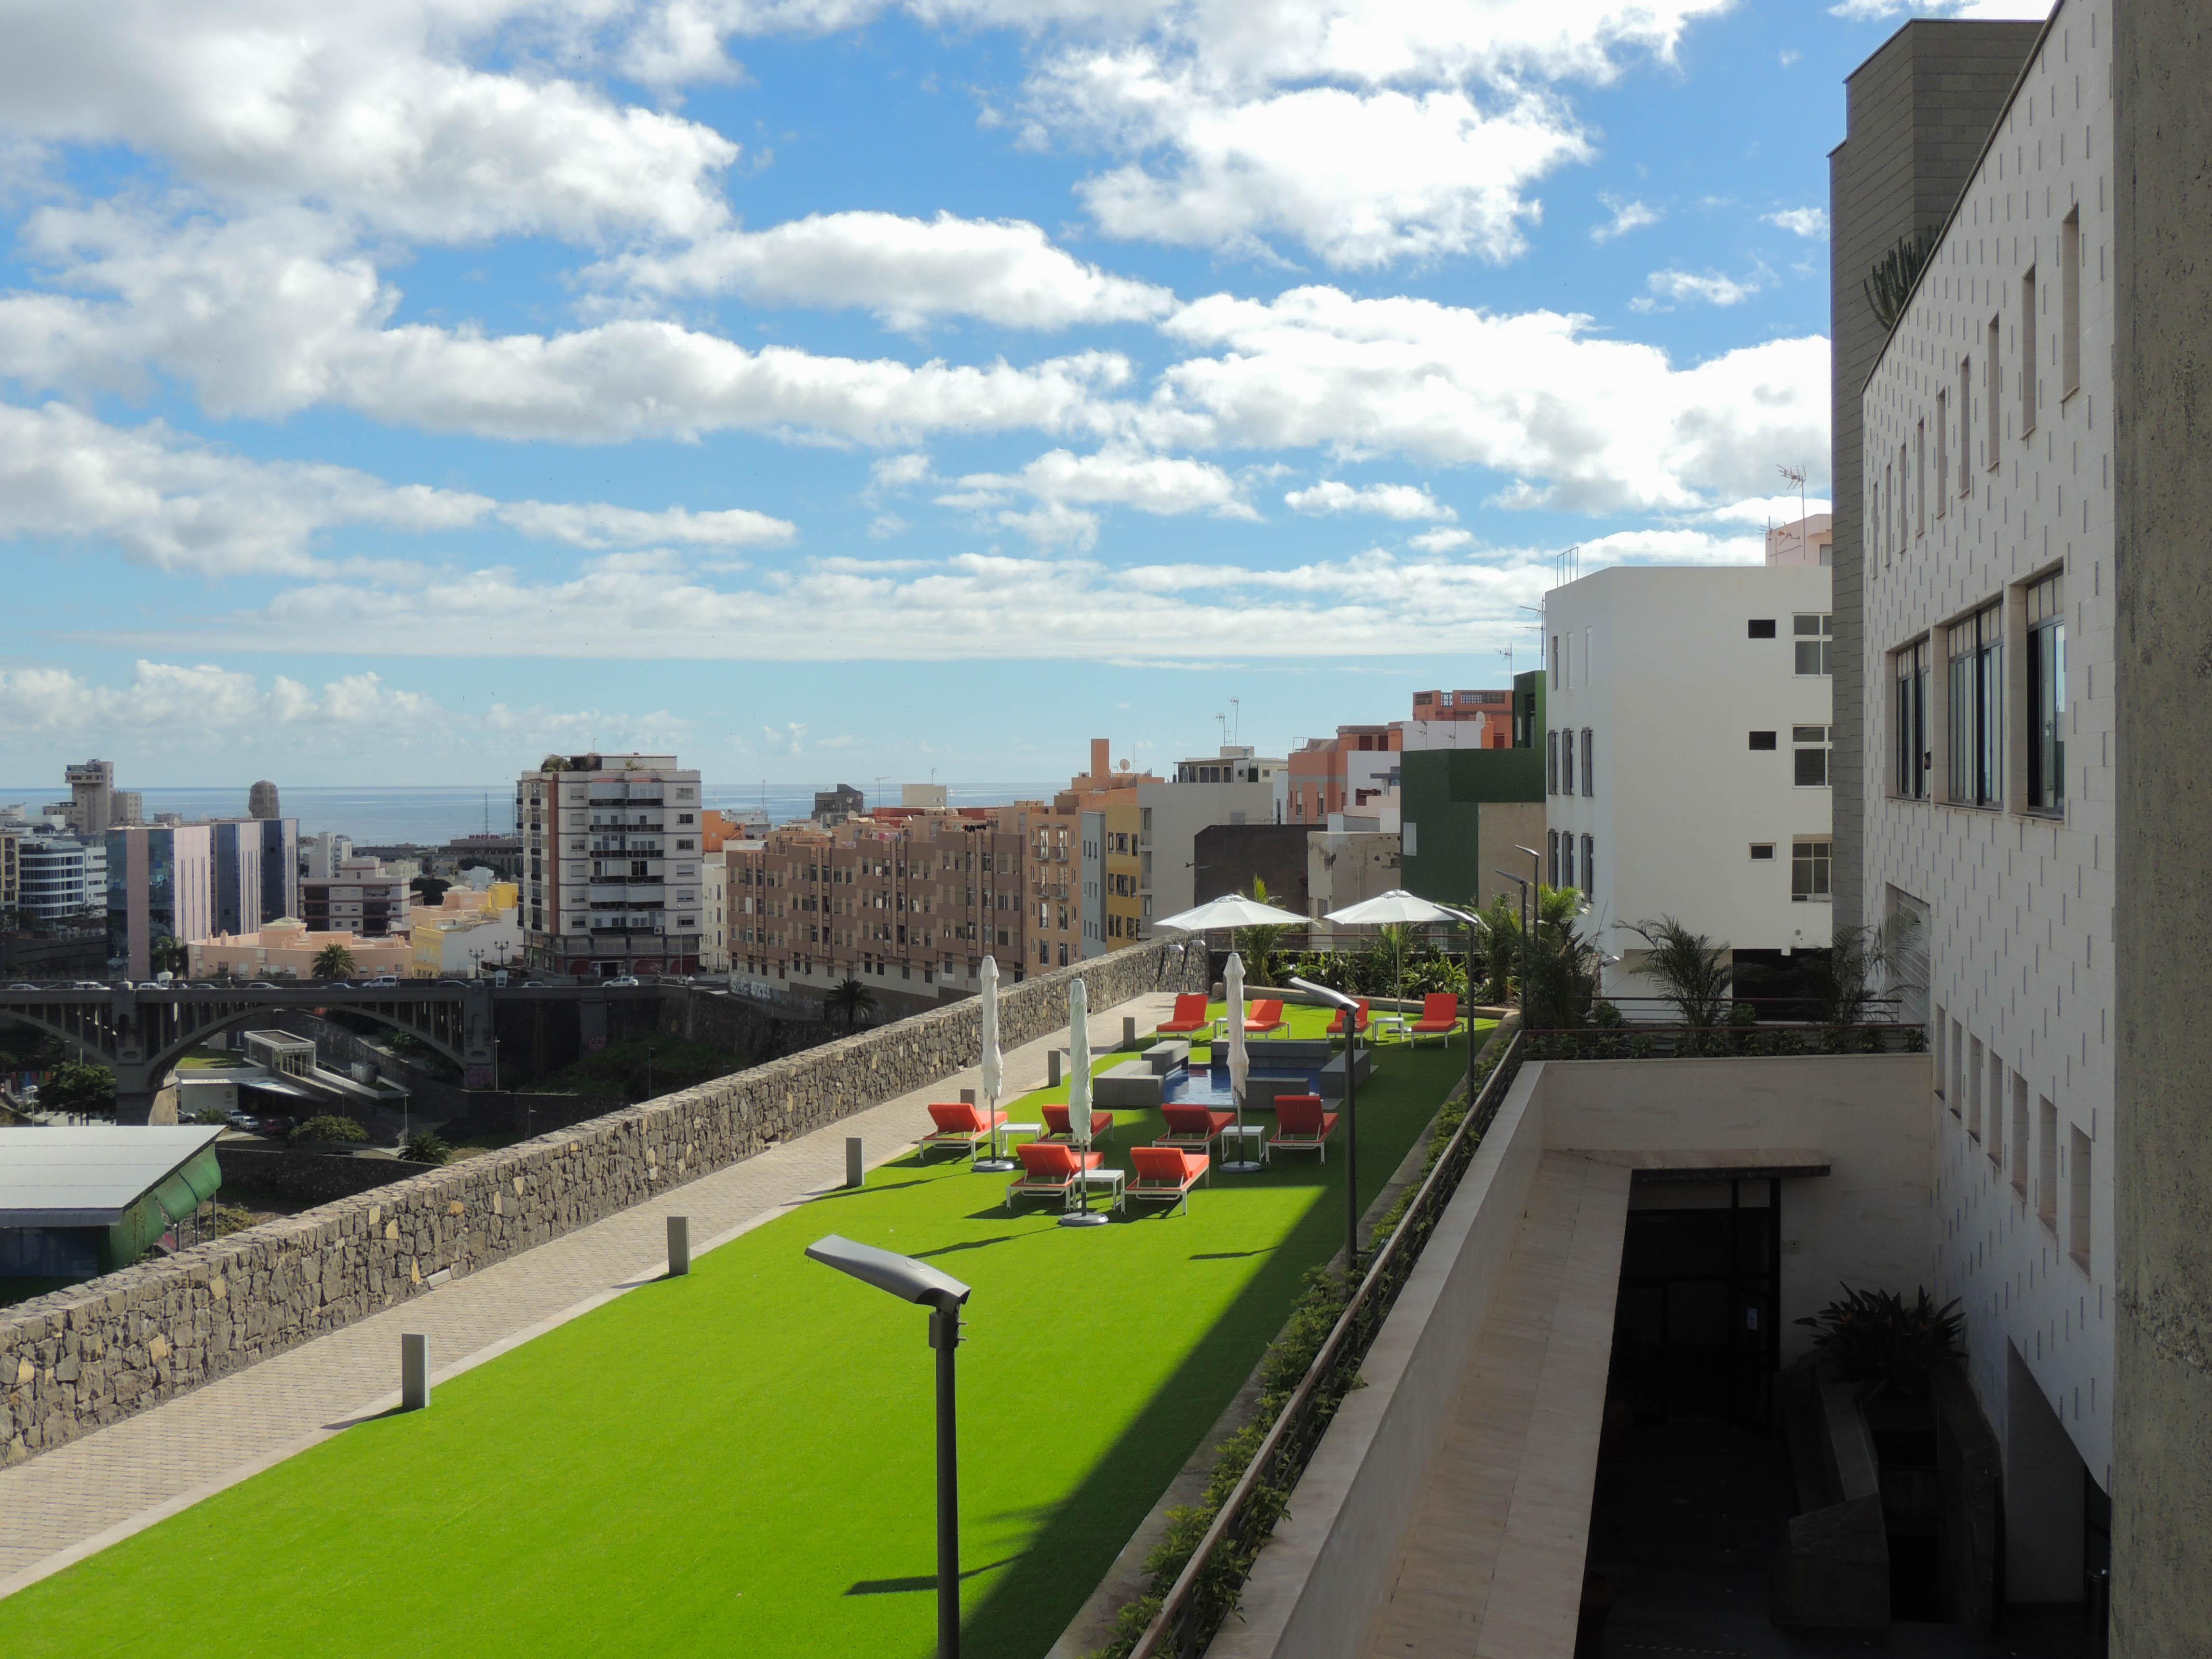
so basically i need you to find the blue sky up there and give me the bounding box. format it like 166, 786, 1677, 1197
0, 0, 2044, 790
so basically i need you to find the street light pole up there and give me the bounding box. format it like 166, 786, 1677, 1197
807, 1235, 973, 1659
1435, 906, 1488, 1107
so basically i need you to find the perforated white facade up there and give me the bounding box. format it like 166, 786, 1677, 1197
1858, 0, 2115, 1534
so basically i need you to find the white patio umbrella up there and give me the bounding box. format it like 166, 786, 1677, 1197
974, 955, 1015, 1172
1062, 977, 1108, 1227
1154, 894, 1308, 932
1221, 950, 1262, 1173
1321, 889, 1466, 1032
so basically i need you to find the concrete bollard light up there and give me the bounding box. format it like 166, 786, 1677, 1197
1048, 1049, 1063, 1088
401, 1333, 430, 1410
1123, 1014, 1137, 1047
959, 1088, 975, 1104
847, 1135, 865, 1189
667, 1214, 691, 1277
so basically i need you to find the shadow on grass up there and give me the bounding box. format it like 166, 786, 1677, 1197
1189, 1249, 1273, 1261
847, 1555, 1023, 1596
915, 1234, 1021, 1260
812, 1180, 930, 1200
952, 1045, 1463, 1659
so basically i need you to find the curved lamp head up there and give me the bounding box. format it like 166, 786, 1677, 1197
807, 1234, 972, 1312
1287, 975, 1359, 1014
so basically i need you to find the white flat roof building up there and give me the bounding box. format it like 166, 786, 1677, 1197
1542, 564, 1834, 998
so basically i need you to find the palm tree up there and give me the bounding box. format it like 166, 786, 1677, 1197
1474, 892, 1522, 1003
148, 936, 189, 977
1520, 911, 1602, 1030
1233, 876, 1292, 987
827, 976, 877, 1031
1630, 917, 1736, 1031
1809, 914, 1922, 1028
311, 943, 358, 981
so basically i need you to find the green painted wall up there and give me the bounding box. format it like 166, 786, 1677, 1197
1401, 746, 1542, 904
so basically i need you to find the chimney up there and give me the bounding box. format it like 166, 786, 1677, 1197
1090, 738, 1110, 781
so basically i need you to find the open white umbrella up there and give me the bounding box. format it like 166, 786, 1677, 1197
973, 955, 1015, 1171
1222, 950, 1262, 1173
1323, 890, 1486, 1086
1061, 978, 1108, 1227
1154, 894, 1308, 932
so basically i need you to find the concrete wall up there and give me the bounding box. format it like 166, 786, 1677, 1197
1214, 1058, 1549, 1659
215, 1148, 445, 1206
0, 938, 1202, 1467
1855, 0, 2116, 1492
1829, 18, 2044, 935
2112, 0, 2212, 1647
1537, 1054, 1933, 1362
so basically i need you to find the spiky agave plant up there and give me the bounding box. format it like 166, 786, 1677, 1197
1795, 1284, 1965, 1398
1864, 228, 1939, 330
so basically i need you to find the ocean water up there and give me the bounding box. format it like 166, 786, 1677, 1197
0, 783, 1062, 845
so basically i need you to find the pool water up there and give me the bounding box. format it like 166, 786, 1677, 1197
1160, 1062, 1320, 1107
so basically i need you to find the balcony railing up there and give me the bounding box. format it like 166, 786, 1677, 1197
1521, 1021, 1926, 1059
1131, 1029, 1527, 1658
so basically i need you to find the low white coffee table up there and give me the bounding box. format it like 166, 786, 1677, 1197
1074, 1168, 1127, 1212
1220, 1124, 1268, 1172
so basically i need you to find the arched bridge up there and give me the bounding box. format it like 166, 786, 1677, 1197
0, 983, 660, 1122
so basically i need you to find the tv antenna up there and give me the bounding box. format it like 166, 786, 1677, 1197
1777, 463, 1810, 564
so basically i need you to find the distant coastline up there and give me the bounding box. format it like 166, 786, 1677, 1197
0, 782, 1065, 845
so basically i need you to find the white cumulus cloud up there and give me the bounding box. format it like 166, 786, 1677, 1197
1285, 480, 1455, 520
1591, 193, 1661, 243
1764, 206, 1829, 239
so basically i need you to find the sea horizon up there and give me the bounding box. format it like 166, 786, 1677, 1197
0, 782, 1067, 846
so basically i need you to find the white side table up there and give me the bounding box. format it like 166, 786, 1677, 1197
1220, 1124, 1268, 1172
1075, 1168, 1127, 1212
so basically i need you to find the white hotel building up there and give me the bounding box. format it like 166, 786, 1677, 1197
1856, 0, 2113, 1571
1542, 563, 1834, 1001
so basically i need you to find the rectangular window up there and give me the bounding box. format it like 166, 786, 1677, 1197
1794, 613, 1833, 675
1988, 1053, 2006, 1167
1936, 390, 1950, 513
1748, 618, 1777, 639
2069, 1124, 2092, 1270
1749, 730, 1778, 751
1580, 834, 1595, 897
1946, 603, 2004, 807
1898, 442, 1909, 550
2062, 209, 2082, 397
1791, 838, 1832, 902
1749, 844, 1776, 861
1580, 728, 1594, 795
1958, 354, 1974, 494
1793, 726, 1832, 787
1883, 463, 1894, 562
1562, 833, 1575, 890
1932, 1005, 1946, 1096
1562, 728, 1576, 793
1894, 638, 1931, 799
2037, 1095, 2059, 1229
1915, 419, 1926, 539
1547, 829, 1560, 888
1872, 480, 1883, 564
2021, 267, 2038, 434
1986, 317, 2002, 465
1967, 1035, 1984, 1139
2027, 573, 2067, 812
1546, 729, 1559, 794
2011, 1076, 2030, 1195
1950, 1017, 1965, 1111
1551, 635, 1560, 688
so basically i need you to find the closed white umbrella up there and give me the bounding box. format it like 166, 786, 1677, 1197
1062, 977, 1107, 1227
1222, 950, 1261, 1173
974, 955, 1014, 1172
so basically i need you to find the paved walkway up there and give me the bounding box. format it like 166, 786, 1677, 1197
1359, 1153, 1631, 1659
0, 989, 1181, 1597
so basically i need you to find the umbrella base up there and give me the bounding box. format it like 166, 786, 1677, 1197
971, 1158, 1018, 1172
1057, 1210, 1111, 1227
1219, 1159, 1265, 1174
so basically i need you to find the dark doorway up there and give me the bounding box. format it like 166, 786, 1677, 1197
1611, 1185, 1779, 1429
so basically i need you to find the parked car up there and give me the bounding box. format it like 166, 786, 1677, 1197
605, 976, 641, 988
246, 981, 278, 989
5, 983, 39, 991
362, 976, 399, 988
71, 980, 107, 989
227, 1112, 261, 1132
258, 1115, 295, 1138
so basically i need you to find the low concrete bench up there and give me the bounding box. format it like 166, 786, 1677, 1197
1095, 1062, 1165, 1109
1143, 1040, 1191, 1076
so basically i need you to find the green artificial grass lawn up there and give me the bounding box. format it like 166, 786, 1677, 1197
0, 1004, 1491, 1659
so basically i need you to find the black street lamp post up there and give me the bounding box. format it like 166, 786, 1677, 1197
1289, 977, 1365, 1273
806, 1235, 973, 1659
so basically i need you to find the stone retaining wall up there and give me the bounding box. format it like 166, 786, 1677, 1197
0, 940, 1200, 1466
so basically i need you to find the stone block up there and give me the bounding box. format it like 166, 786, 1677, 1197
1142, 1040, 1190, 1075
1094, 1062, 1165, 1108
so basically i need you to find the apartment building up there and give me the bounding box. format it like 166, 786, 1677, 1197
1405, 687, 1516, 748
1286, 725, 1399, 824
105, 824, 213, 980
300, 855, 410, 940
16, 832, 106, 925
1138, 746, 1285, 935
1843, 3, 2112, 1588
213, 817, 298, 938
700, 851, 730, 974
1542, 565, 1834, 997
727, 801, 1075, 1008
517, 753, 705, 978
1767, 513, 1835, 567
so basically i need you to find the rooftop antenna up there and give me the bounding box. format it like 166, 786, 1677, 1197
1778, 463, 1809, 564
1230, 697, 1241, 746
1215, 712, 1227, 747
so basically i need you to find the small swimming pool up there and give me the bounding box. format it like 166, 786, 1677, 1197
1160, 1061, 1320, 1108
